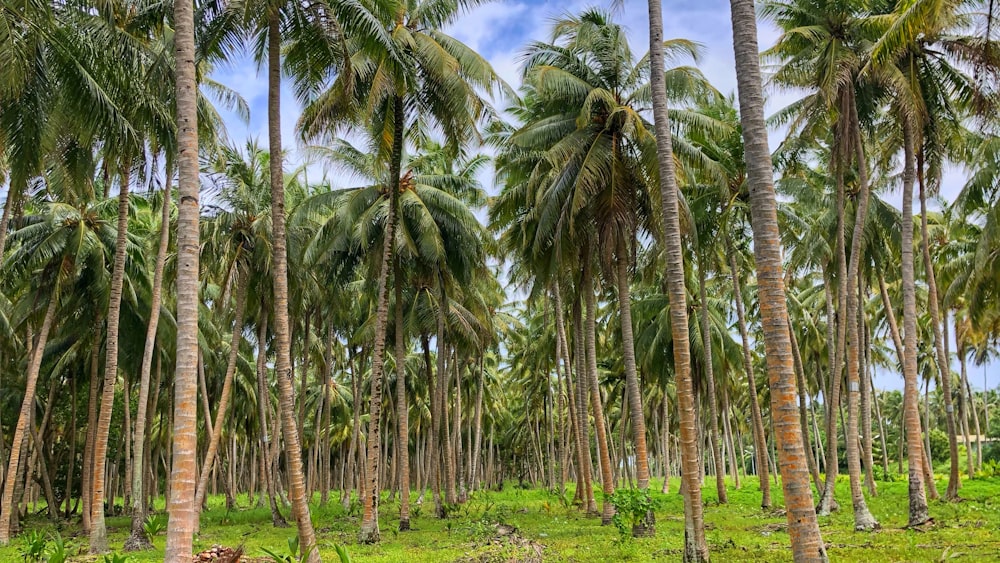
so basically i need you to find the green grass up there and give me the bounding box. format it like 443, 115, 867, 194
3, 475, 999, 562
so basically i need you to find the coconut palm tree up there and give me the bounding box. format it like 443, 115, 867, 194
728, 0, 829, 558
163, 0, 201, 553
299, 0, 502, 541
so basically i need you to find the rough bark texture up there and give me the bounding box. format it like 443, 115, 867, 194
583, 256, 614, 522
843, 97, 878, 530
126, 173, 172, 551
729, 0, 829, 558
90, 165, 132, 554
900, 119, 930, 526
647, 0, 705, 556
918, 167, 960, 500
0, 290, 59, 544
395, 259, 411, 531
697, 252, 728, 504
193, 275, 249, 511
728, 242, 771, 508
164, 0, 201, 554
358, 95, 403, 543
266, 15, 320, 559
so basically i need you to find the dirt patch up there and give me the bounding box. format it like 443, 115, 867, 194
455, 523, 544, 563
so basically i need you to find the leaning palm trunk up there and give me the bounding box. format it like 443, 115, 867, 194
842, 98, 878, 530
615, 239, 652, 536
728, 0, 829, 558
918, 164, 960, 500
615, 240, 652, 502
900, 119, 931, 526
90, 165, 132, 554
697, 251, 727, 504
0, 286, 59, 544
728, 240, 771, 508
164, 0, 202, 553
125, 168, 172, 551
358, 95, 403, 543
395, 258, 411, 531
818, 157, 848, 516
266, 15, 320, 560
583, 255, 614, 522
646, 0, 704, 556
193, 274, 249, 513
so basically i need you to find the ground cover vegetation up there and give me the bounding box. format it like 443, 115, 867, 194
0, 0, 999, 561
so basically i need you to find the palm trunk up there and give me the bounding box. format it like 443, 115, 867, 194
729, 0, 828, 558
0, 288, 59, 544
395, 258, 411, 531
163, 0, 201, 554
345, 346, 361, 509
82, 317, 102, 534
358, 95, 403, 543
727, 241, 771, 507
861, 304, 877, 496
697, 251, 727, 504
471, 357, 485, 493
789, 322, 822, 492
647, 1, 704, 554
917, 158, 960, 500
842, 96, 878, 530
90, 164, 132, 554
193, 274, 249, 511
819, 147, 848, 516
266, 14, 320, 558
900, 118, 931, 526
125, 170, 173, 551
583, 253, 614, 521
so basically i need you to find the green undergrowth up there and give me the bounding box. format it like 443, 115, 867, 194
3, 475, 999, 562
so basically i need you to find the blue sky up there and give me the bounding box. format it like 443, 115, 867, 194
206, 0, 996, 394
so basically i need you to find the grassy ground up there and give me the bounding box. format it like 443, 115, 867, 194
3, 475, 999, 561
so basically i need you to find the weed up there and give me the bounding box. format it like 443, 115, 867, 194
18, 530, 46, 562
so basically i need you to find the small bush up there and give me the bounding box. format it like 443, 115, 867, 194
607, 488, 659, 542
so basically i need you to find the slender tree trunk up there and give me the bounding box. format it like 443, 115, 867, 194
0, 291, 59, 544
265, 15, 320, 558
697, 251, 727, 504
727, 241, 771, 508
917, 162, 960, 500
126, 165, 173, 550
819, 145, 848, 516
789, 323, 822, 492
90, 164, 132, 553
163, 2, 201, 554
65, 372, 78, 518
648, 1, 704, 554
80, 315, 104, 534
583, 254, 614, 521
345, 346, 361, 509
471, 357, 485, 492
900, 118, 931, 526
860, 301, 877, 496
729, 0, 828, 557
358, 95, 403, 543
193, 274, 249, 512
841, 96, 879, 530
395, 258, 411, 531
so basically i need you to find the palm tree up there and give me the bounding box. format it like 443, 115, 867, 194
0, 193, 133, 543
300, 0, 502, 540
163, 0, 202, 554
645, 0, 705, 550
728, 0, 829, 559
